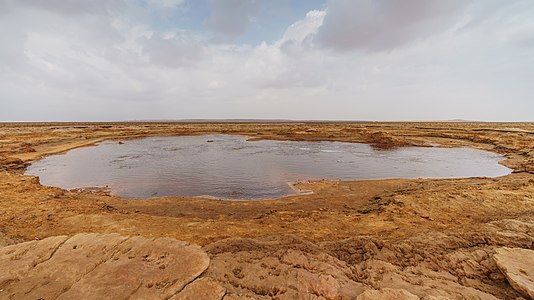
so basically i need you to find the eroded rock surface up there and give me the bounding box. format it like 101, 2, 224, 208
0, 231, 21, 247
0, 156, 27, 171
356, 288, 419, 300
493, 247, 534, 299
171, 277, 226, 300
0, 233, 212, 300
204, 223, 534, 299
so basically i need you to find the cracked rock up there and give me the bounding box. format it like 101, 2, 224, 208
356, 288, 420, 300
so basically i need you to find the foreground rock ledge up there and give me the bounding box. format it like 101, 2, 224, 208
493, 247, 534, 299
0, 233, 218, 300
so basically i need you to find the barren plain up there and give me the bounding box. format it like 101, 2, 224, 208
0, 122, 533, 299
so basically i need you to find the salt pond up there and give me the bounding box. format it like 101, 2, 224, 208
25, 135, 511, 199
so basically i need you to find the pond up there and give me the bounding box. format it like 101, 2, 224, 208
25, 135, 511, 199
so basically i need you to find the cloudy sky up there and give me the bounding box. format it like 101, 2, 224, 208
1, 0, 533, 121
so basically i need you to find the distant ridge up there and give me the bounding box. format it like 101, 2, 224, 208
131, 119, 295, 123
123, 119, 383, 123
442, 119, 479, 122
124, 119, 365, 123
122, 119, 482, 123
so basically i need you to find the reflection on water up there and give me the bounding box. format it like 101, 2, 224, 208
25, 135, 511, 199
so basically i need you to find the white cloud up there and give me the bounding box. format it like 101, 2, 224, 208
279, 10, 326, 45
276, 10, 326, 57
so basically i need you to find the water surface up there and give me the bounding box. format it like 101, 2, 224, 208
26, 135, 511, 199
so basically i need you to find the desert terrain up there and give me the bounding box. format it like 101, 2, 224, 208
0, 122, 533, 299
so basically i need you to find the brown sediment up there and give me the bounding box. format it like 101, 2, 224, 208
0, 121, 533, 298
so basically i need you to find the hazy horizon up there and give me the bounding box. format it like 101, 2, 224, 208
1, 0, 533, 122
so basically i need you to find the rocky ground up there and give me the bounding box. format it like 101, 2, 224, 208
0, 122, 533, 299
0, 233, 215, 299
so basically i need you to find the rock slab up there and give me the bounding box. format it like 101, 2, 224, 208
0, 233, 220, 300
493, 247, 534, 299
